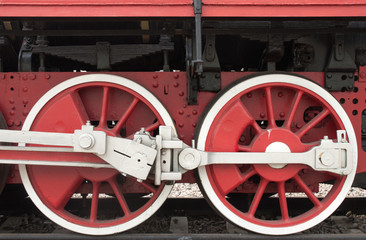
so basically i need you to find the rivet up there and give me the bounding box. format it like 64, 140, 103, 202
44, 74, 50, 80
174, 73, 179, 79
178, 109, 184, 115
327, 84, 332, 89
278, 92, 283, 98
183, 104, 187, 108
0, 74, 5, 80
152, 81, 159, 88
178, 123, 184, 128
179, 91, 184, 97
23, 110, 28, 116
9, 99, 14, 104
240, 136, 246, 142
260, 112, 265, 118
247, 93, 252, 98
9, 110, 15, 116
23, 87, 28, 92
15, 120, 22, 126
296, 123, 303, 129
192, 110, 198, 115
22, 75, 28, 81
179, 134, 185, 140
279, 112, 285, 118
173, 82, 179, 88
192, 122, 197, 127
7, 120, 14, 127
152, 74, 158, 79
327, 74, 332, 78
29, 73, 36, 80
361, 73, 366, 79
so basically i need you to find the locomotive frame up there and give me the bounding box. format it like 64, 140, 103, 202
1, 0, 366, 236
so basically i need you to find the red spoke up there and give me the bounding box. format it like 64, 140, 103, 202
293, 174, 322, 208
277, 181, 289, 221
108, 178, 131, 216
145, 121, 160, 132
98, 87, 110, 128
238, 144, 253, 152
90, 181, 100, 222
265, 87, 276, 128
112, 97, 139, 135
248, 178, 269, 217
137, 180, 158, 194
296, 109, 330, 139
284, 90, 303, 130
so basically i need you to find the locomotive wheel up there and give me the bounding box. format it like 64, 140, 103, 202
19, 74, 175, 235
196, 73, 357, 235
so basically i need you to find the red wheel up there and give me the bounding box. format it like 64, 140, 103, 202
19, 74, 175, 235
196, 74, 357, 235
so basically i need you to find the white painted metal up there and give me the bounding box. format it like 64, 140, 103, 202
19, 74, 176, 235
196, 74, 358, 235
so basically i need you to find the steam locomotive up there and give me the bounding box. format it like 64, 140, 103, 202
0, 0, 366, 235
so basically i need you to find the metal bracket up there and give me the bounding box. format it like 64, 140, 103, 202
325, 34, 356, 91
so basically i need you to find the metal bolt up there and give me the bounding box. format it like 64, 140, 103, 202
327, 84, 332, 89
29, 73, 36, 80
44, 74, 50, 80
86, 120, 91, 126
23, 99, 28, 104
327, 74, 332, 78
23, 110, 28, 116
178, 123, 184, 128
152, 81, 159, 88
9, 99, 14, 104
192, 122, 197, 127
278, 92, 283, 98
178, 91, 184, 97
178, 109, 184, 115
279, 112, 285, 118
173, 82, 179, 88
296, 123, 303, 129
348, 85, 353, 90
192, 110, 198, 115
22, 75, 28, 81
9, 111, 15, 116
153, 74, 158, 79
180, 134, 185, 140
349, 73, 354, 78
7, 120, 14, 127
323, 136, 329, 140
174, 73, 179, 79
260, 112, 265, 118
79, 134, 95, 149
122, 173, 127, 177
15, 120, 22, 127
319, 151, 334, 166
23, 87, 28, 92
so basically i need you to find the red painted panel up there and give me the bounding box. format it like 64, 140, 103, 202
2, 0, 366, 17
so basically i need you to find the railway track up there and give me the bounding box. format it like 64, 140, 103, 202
0, 186, 365, 240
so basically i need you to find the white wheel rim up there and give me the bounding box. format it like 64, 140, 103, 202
197, 73, 357, 235
19, 74, 175, 235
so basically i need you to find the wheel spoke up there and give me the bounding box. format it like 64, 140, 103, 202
296, 109, 330, 139
108, 177, 131, 216
293, 174, 322, 208
284, 90, 303, 130
248, 178, 269, 217
90, 181, 100, 222
99, 87, 110, 128
277, 181, 289, 221
113, 97, 139, 135
137, 180, 158, 194
265, 87, 276, 128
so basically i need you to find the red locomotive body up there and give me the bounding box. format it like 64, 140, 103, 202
1, 0, 366, 235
